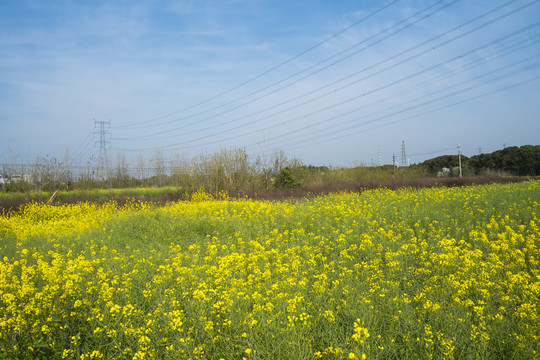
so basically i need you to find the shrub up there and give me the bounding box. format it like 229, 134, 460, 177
274, 167, 300, 188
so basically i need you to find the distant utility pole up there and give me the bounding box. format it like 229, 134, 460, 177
401, 141, 407, 167
393, 153, 396, 174
94, 119, 111, 180
378, 146, 382, 166
458, 144, 463, 178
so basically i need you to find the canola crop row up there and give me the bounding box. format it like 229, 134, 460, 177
0, 182, 539, 359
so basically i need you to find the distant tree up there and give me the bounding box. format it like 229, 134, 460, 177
115, 152, 130, 186
152, 149, 166, 186
274, 167, 300, 188
419, 155, 468, 176
519, 145, 540, 175
468, 145, 540, 175
136, 152, 147, 181
34, 155, 64, 191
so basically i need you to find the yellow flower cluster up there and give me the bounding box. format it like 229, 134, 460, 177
0, 181, 539, 359
0, 200, 150, 240
351, 319, 369, 343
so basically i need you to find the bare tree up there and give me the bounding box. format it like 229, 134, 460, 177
152, 148, 166, 186
136, 152, 147, 181
35, 155, 63, 190
170, 152, 191, 187
272, 150, 288, 174
193, 147, 257, 194
115, 152, 130, 186
63, 145, 73, 188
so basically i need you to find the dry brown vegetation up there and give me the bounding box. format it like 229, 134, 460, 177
240, 174, 536, 200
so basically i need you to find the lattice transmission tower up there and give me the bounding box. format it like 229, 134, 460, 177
94, 120, 111, 180
401, 140, 407, 167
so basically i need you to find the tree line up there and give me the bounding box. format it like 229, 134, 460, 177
1, 145, 538, 194
416, 145, 540, 177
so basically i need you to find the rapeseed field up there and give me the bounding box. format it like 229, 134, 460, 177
0, 182, 539, 359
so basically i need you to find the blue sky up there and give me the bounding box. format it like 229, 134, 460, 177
1, 0, 539, 168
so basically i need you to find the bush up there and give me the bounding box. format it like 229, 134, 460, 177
274, 167, 300, 188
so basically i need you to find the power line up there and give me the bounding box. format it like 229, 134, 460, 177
71, 130, 94, 160
282, 73, 540, 154
235, 28, 540, 153
266, 47, 540, 152
115, 0, 457, 139
112, 0, 401, 130
115, 21, 540, 154
205, 7, 540, 152
408, 146, 462, 157
114, 0, 538, 152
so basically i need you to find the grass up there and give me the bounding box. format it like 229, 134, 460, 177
0, 181, 539, 359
